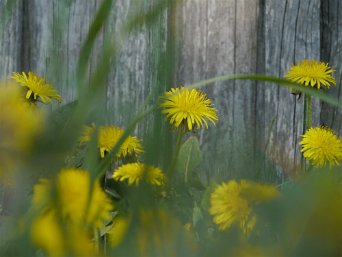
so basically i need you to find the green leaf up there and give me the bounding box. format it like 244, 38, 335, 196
176, 136, 202, 183
192, 201, 203, 227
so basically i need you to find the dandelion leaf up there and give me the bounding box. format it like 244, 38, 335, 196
176, 136, 202, 178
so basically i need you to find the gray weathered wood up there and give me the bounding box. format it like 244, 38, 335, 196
175, 0, 259, 181
261, 0, 320, 177
0, 0, 22, 77
320, 0, 342, 135
0, 0, 341, 181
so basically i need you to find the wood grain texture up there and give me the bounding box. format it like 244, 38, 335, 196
260, 0, 320, 177
175, 0, 259, 181
0, 0, 340, 180
320, 0, 342, 135
18, 0, 169, 130
0, 0, 22, 77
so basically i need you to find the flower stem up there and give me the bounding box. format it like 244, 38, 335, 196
94, 228, 100, 252
306, 95, 312, 129
169, 130, 185, 174
302, 94, 312, 172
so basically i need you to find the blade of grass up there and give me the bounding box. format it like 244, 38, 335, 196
187, 74, 342, 108
76, 0, 113, 96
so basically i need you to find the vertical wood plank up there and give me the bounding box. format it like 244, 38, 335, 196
0, 0, 22, 77
261, 0, 320, 176
175, 0, 259, 181
22, 0, 99, 103
320, 0, 342, 135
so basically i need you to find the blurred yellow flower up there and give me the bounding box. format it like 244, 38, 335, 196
32, 168, 113, 229
32, 179, 51, 208
209, 180, 279, 234
98, 126, 143, 159
31, 211, 97, 257
80, 125, 143, 159
113, 163, 165, 186
136, 209, 197, 257
300, 127, 342, 167
233, 246, 267, 257
160, 87, 218, 131
0, 83, 43, 181
79, 124, 96, 143
31, 211, 65, 257
108, 216, 130, 247
285, 60, 336, 89
11, 71, 61, 103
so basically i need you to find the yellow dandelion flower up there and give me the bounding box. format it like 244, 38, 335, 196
57, 168, 113, 228
32, 168, 113, 229
80, 125, 143, 159
31, 211, 65, 257
99, 126, 143, 158
11, 71, 61, 103
113, 163, 165, 186
160, 87, 218, 131
32, 179, 51, 208
285, 60, 336, 89
31, 211, 97, 257
79, 124, 96, 143
0, 83, 43, 180
300, 127, 342, 167
108, 216, 130, 247
209, 180, 279, 233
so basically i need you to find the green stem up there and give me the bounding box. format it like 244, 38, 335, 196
169, 130, 185, 174
302, 95, 312, 172
94, 228, 100, 252
306, 95, 312, 129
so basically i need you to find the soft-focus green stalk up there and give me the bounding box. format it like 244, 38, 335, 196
302, 94, 312, 172
94, 228, 100, 252
169, 129, 185, 174
188, 75, 342, 109
306, 95, 312, 129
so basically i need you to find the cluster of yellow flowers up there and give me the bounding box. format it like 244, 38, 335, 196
0, 82, 43, 182
31, 169, 113, 256
285, 60, 342, 168
1, 60, 342, 257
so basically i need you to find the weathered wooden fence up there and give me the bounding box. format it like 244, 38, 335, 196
1, 0, 341, 182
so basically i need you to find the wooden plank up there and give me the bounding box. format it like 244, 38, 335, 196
21, 0, 100, 103
0, 0, 22, 77
320, 0, 342, 135
22, 0, 169, 132
261, 0, 320, 176
175, 0, 259, 181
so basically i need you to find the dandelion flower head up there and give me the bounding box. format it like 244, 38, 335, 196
285, 60, 336, 89
160, 87, 218, 131
0, 83, 43, 180
32, 168, 113, 228
31, 211, 65, 257
11, 71, 61, 103
113, 163, 165, 186
31, 211, 97, 257
80, 125, 143, 159
209, 180, 279, 233
108, 216, 131, 247
300, 127, 342, 167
